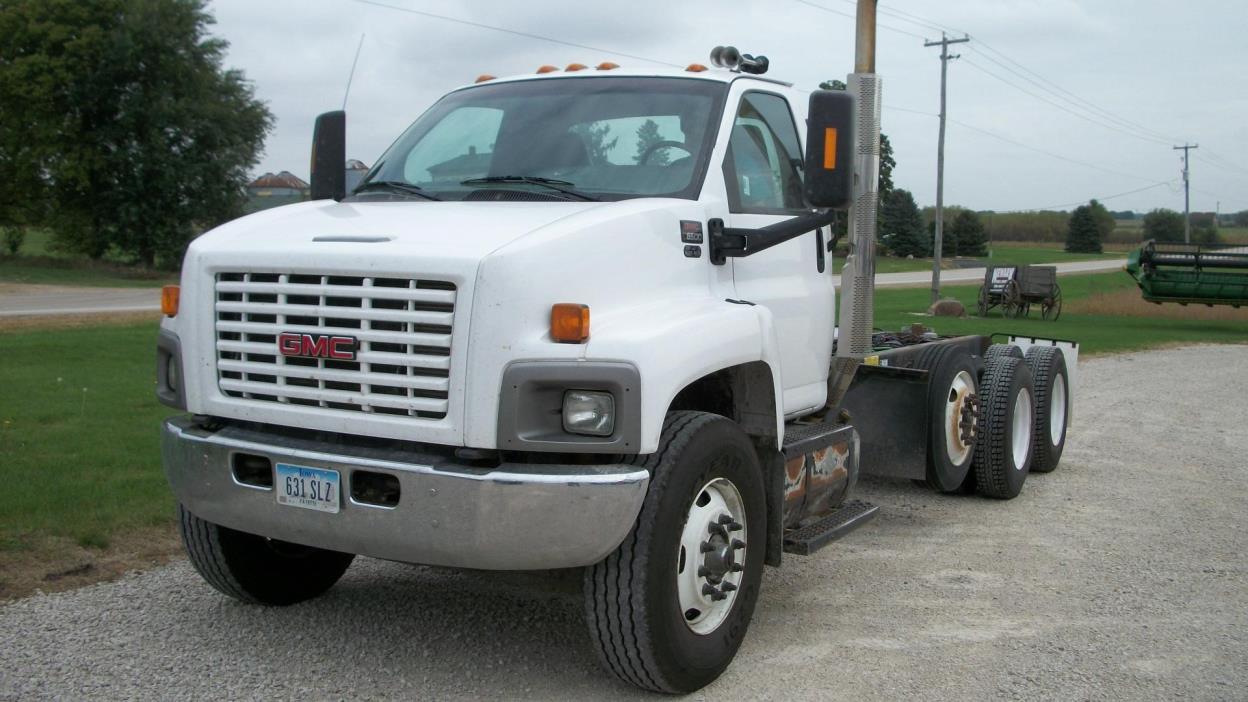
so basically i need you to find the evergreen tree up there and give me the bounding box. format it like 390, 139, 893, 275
879, 189, 928, 257
949, 209, 988, 257
632, 119, 670, 165
1065, 204, 1102, 252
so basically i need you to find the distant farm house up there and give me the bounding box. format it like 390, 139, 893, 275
247, 171, 310, 198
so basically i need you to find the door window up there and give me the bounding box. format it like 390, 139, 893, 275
723, 92, 805, 213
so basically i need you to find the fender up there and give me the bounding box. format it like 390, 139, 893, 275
586, 297, 785, 453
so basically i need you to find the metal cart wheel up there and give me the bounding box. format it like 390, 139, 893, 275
1042, 286, 1063, 321
1002, 280, 1023, 318
977, 285, 990, 317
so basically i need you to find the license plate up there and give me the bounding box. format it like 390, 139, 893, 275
275, 463, 340, 514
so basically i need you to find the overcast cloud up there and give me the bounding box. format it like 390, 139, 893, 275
208, 0, 1247, 213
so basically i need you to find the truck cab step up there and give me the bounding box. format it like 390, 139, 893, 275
782, 500, 879, 556
781, 421, 853, 459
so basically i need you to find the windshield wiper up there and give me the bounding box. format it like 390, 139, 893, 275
460, 176, 599, 201
353, 180, 441, 201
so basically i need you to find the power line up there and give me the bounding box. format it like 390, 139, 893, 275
792, 0, 926, 39
970, 41, 1188, 145
947, 118, 1169, 185
349, 0, 683, 67
1015, 180, 1179, 213
961, 58, 1174, 147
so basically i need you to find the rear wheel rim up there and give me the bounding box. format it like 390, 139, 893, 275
677, 477, 746, 635
944, 371, 976, 466
1012, 388, 1033, 469
1049, 374, 1067, 446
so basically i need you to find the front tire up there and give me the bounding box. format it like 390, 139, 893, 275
178, 504, 354, 606
584, 411, 766, 694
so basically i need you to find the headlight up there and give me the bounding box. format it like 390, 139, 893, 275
166, 354, 180, 393
562, 390, 615, 437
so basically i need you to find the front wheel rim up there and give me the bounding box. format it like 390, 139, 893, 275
1012, 387, 1033, 469
676, 477, 746, 635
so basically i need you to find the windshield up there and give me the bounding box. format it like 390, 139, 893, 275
356, 77, 727, 202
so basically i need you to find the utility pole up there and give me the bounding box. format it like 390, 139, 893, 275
925, 32, 969, 304
1173, 143, 1198, 244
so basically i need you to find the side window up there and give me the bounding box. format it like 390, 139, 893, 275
723, 93, 804, 213
402, 106, 502, 185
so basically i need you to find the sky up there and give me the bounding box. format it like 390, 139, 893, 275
208, 0, 1248, 214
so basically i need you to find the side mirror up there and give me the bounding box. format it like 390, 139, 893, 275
803, 90, 855, 209
310, 110, 346, 201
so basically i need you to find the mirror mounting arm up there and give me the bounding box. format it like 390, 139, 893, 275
708, 209, 840, 265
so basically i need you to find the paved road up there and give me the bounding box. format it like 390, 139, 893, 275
831, 257, 1125, 288
0, 259, 1125, 318
0, 285, 161, 317
2, 345, 1244, 700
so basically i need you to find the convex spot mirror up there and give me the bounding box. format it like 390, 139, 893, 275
803, 90, 856, 210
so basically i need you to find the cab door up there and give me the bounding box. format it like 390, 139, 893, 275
723, 90, 833, 416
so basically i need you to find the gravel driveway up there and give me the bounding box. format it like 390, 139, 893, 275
2, 344, 1245, 701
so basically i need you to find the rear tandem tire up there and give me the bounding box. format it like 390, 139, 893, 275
914, 345, 980, 492
584, 411, 766, 694
1024, 346, 1070, 473
178, 504, 354, 606
973, 356, 1036, 499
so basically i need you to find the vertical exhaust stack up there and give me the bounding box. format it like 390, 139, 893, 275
828, 0, 882, 413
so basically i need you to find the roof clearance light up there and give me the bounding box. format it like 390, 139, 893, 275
596, 62, 620, 70
565, 63, 588, 71
686, 63, 708, 72
475, 74, 496, 83
536, 65, 559, 74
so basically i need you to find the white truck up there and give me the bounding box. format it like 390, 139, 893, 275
156, 41, 1075, 693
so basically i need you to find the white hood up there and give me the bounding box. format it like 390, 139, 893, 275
191, 199, 607, 264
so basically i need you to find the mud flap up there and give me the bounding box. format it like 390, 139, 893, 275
838, 364, 930, 481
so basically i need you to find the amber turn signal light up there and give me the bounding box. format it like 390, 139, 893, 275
161, 285, 180, 317
551, 303, 590, 343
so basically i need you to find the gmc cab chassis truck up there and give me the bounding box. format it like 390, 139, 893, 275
156, 38, 1076, 694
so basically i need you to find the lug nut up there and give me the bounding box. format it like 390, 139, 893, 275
732, 539, 746, 550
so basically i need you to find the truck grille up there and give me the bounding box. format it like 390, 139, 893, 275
214, 272, 456, 419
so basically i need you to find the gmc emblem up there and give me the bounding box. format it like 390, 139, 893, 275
277, 332, 358, 360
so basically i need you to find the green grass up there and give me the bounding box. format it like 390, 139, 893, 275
0, 322, 175, 549
0, 256, 172, 287
874, 271, 1248, 355
2, 227, 173, 288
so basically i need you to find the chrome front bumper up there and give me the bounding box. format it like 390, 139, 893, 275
161, 417, 649, 570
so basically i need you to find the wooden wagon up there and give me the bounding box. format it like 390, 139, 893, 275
976, 264, 1062, 320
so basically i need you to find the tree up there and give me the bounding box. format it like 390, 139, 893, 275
878, 189, 927, 257
1142, 208, 1186, 242
948, 209, 987, 257
1087, 199, 1115, 243
0, 0, 273, 266
1234, 210, 1248, 228
571, 122, 618, 164
633, 119, 670, 166
1065, 204, 1102, 253
820, 79, 894, 241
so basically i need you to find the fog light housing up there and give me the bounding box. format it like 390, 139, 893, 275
562, 390, 615, 437
166, 354, 180, 394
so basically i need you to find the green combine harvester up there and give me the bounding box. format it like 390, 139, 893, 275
1125, 240, 1248, 307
